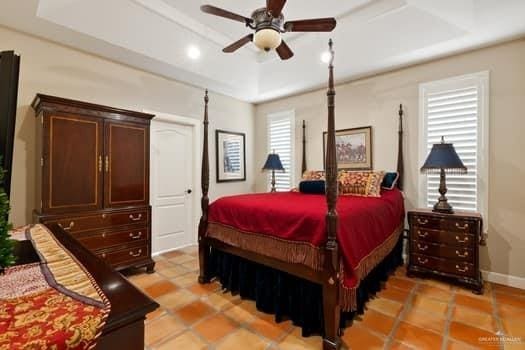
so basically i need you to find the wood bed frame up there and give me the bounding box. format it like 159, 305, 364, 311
198, 40, 405, 350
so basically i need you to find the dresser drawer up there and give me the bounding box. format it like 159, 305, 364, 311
97, 244, 148, 267
411, 253, 475, 278
410, 215, 443, 229
445, 218, 479, 234
411, 241, 473, 262
77, 227, 148, 251
412, 227, 475, 247
44, 209, 149, 234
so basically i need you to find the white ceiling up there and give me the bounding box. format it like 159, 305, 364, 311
1, 0, 524, 103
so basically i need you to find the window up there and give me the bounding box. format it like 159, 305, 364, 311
419, 72, 489, 222
267, 111, 295, 191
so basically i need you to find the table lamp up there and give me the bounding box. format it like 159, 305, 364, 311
421, 137, 467, 214
262, 152, 284, 192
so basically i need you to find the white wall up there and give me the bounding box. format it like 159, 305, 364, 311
0, 26, 255, 226
255, 39, 525, 280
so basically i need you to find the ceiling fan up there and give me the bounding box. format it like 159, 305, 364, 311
201, 0, 337, 60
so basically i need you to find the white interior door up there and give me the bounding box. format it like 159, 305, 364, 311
150, 120, 194, 255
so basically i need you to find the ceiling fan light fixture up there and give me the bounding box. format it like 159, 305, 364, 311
254, 28, 282, 52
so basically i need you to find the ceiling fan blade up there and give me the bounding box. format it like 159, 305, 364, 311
201, 5, 252, 24
266, 0, 287, 17
223, 34, 254, 53
284, 18, 337, 32
276, 40, 294, 60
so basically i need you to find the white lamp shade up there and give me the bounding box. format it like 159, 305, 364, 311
253, 28, 282, 51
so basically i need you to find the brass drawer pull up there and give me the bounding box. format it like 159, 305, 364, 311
58, 221, 75, 231
417, 230, 429, 238
456, 250, 469, 258
455, 235, 469, 243
129, 249, 142, 257
417, 243, 428, 251
129, 213, 142, 221
101, 253, 106, 259
417, 218, 429, 225
456, 222, 469, 230
105, 155, 109, 172
101, 233, 106, 238
456, 264, 469, 273
417, 257, 428, 264
98, 155, 102, 172
129, 232, 142, 240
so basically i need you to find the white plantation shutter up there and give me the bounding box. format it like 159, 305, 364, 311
267, 111, 295, 191
419, 72, 489, 221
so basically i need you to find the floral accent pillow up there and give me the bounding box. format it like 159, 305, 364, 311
302, 170, 325, 180
338, 170, 385, 197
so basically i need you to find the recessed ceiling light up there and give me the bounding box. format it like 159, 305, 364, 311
187, 46, 201, 60
321, 51, 332, 64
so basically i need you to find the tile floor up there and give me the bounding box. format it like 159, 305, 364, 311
124, 246, 525, 350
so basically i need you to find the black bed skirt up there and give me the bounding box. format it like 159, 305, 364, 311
205, 236, 404, 336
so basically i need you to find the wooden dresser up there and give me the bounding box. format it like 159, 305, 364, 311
407, 209, 483, 293
32, 94, 155, 272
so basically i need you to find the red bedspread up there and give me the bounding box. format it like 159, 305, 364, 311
207, 189, 405, 310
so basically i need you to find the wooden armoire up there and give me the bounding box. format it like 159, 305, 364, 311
31, 94, 155, 272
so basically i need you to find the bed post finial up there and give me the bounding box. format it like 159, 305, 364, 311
397, 104, 404, 190
302, 120, 307, 175
198, 89, 210, 284
323, 39, 341, 350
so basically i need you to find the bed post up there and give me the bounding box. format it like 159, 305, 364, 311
302, 120, 307, 174
323, 39, 341, 350
397, 104, 404, 190
198, 89, 210, 284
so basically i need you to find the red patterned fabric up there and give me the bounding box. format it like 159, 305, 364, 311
208, 189, 405, 292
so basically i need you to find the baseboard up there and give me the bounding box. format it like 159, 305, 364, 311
482, 270, 525, 290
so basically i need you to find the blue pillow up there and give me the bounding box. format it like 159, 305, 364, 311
299, 180, 325, 194
381, 172, 399, 190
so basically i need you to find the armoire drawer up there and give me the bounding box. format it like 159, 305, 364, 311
43, 208, 149, 234
77, 227, 148, 251
97, 244, 149, 267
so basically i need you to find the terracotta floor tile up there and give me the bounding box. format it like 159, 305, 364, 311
194, 314, 238, 343
153, 330, 207, 350
416, 284, 453, 302
146, 307, 166, 322
188, 281, 221, 296
446, 340, 479, 350
402, 307, 446, 333
216, 329, 269, 350
452, 305, 498, 332
500, 307, 525, 337
144, 280, 178, 298
175, 300, 215, 325
455, 294, 493, 314
204, 291, 241, 311
152, 259, 174, 270
377, 285, 411, 303
367, 297, 404, 317
449, 321, 498, 349
145, 314, 185, 346
390, 341, 415, 350
161, 250, 185, 259
341, 323, 385, 350
224, 303, 257, 324
180, 245, 198, 255
157, 289, 197, 310
249, 316, 290, 341
387, 276, 417, 291
420, 278, 457, 292
169, 254, 195, 264
495, 293, 525, 310
173, 272, 199, 288
410, 294, 449, 316
182, 259, 200, 271
393, 321, 443, 350
157, 265, 190, 279
492, 283, 525, 297
126, 272, 164, 289
279, 328, 323, 350
354, 309, 395, 336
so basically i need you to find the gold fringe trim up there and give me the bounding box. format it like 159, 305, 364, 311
207, 222, 324, 270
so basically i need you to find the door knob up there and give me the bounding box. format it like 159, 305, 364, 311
186, 189, 192, 194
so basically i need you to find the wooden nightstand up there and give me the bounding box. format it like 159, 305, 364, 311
407, 209, 484, 294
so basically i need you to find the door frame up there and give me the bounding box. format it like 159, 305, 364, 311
146, 110, 201, 256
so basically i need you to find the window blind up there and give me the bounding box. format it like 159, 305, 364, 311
267, 112, 294, 191
424, 86, 478, 211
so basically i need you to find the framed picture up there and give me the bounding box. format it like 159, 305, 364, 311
323, 126, 372, 170
216, 129, 246, 182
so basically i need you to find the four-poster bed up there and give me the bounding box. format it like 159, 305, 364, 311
198, 40, 405, 350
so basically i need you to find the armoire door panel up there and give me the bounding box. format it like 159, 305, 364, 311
105, 122, 149, 207
43, 114, 103, 212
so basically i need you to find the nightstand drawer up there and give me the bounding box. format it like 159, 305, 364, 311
446, 218, 478, 234
411, 241, 473, 262
411, 253, 475, 278
412, 227, 475, 247
410, 215, 443, 229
